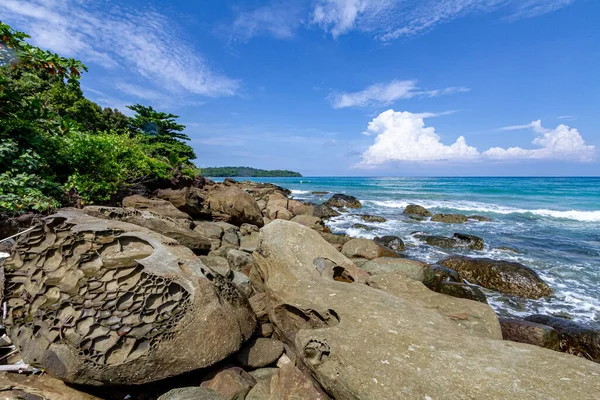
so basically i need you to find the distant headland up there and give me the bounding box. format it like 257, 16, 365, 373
201, 166, 302, 177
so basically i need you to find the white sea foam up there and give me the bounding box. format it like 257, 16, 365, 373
290, 189, 310, 195
369, 200, 600, 222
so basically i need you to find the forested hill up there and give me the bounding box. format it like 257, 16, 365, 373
201, 167, 302, 177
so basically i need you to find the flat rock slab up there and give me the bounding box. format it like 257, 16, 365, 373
360, 258, 427, 279
0, 372, 100, 400
200, 367, 256, 400
236, 338, 285, 369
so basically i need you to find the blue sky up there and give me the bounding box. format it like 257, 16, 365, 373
2, 0, 599, 176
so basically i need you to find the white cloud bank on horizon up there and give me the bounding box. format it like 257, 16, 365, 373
0, 0, 239, 98
330, 80, 469, 108
358, 109, 596, 166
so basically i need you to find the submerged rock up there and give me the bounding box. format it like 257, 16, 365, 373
313, 203, 341, 219
359, 214, 387, 223
469, 215, 493, 222
2, 211, 256, 385
413, 232, 484, 250
524, 315, 600, 362
430, 213, 468, 223
325, 194, 362, 209
439, 255, 552, 299
252, 220, 600, 399
403, 204, 432, 217
499, 318, 561, 351
351, 223, 375, 231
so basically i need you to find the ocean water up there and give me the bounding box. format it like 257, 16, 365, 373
235, 176, 600, 328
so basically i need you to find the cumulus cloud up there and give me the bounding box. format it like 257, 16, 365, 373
0, 0, 239, 97
358, 110, 596, 166
330, 80, 469, 108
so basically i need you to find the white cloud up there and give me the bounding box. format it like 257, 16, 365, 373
229, 2, 305, 41
358, 110, 596, 166
310, 0, 579, 41
330, 80, 469, 108
0, 0, 239, 97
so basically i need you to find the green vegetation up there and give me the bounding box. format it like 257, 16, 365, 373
202, 167, 302, 177
0, 22, 199, 216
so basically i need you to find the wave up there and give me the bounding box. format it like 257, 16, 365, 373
290, 189, 310, 195
369, 200, 600, 222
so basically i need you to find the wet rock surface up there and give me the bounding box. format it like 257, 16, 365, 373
440, 255, 552, 299
312, 203, 341, 219
373, 235, 405, 252
499, 318, 561, 351
413, 232, 484, 250
2, 211, 255, 385
403, 204, 432, 217
430, 213, 468, 223
324, 194, 362, 209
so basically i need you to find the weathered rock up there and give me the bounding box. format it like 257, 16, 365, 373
252, 220, 600, 399
248, 367, 278, 381
359, 214, 387, 223
352, 257, 369, 268
208, 245, 237, 259
199, 256, 233, 279
524, 315, 600, 362
83, 206, 212, 254
413, 232, 484, 251
421, 264, 461, 290
266, 206, 294, 221
259, 323, 273, 337
373, 235, 405, 252
236, 338, 285, 369
469, 215, 493, 222
200, 367, 256, 400
403, 204, 432, 217
158, 387, 227, 400
351, 223, 375, 231
291, 215, 325, 231
313, 203, 341, 219
312, 191, 330, 195
499, 318, 561, 351
122, 195, 191, 224
430, 213, 468, 223
324, 194, 361, 209
360, 258, 427, 279
318, 232, 351, 247
367, 272, 499, 338
207, 186, 264, 227
249, 293, 270, 324
438, 282, 488, 304
240, 232, 260, 253
0, 372, 100, 400
270, 363, 329, 399
228, 249, 254, 271
214, 221, 239, 233
240, 223, 259, 236
233, 271, 254, 298
154, 187, 210, 218
194, 221, 224, 239
440, 255, 552, 299
222, 231, 240, 247
266, 196, 313, 217
2, 211, 256, 385
341, 238, 399, 260
245, 377, 271, 400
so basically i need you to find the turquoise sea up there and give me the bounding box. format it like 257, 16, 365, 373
232, 177, 600, 327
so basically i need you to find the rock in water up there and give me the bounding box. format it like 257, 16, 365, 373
312, 203, 341, 219
403, 204, 432, 217
430, 213, 468, 223
524, 315, 600, 362
207, 185, 264, 227
439, 255, 552, 299
499, 318, 561, 351
251, 220, 600, 399
324, 194, 362, 209
373, 235, 405, 252
2, 211, 256, 385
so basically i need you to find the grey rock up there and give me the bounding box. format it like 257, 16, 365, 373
194, 221, 224, 239
374, 235, 405, 252
360, 258, 427, 279
199, 256, 232, 279
325, 194, 362, 209
248, 367, 278, 381
236, 338, 285, 369
240, 232, 260, 253
228, 249, 254, 271
222, 231, 240, 247
245, 377, 271, 400
158, 387, 227, 400
313, 203, 341, 219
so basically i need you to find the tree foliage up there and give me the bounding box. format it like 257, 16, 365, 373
201, 167, 302, 177
0, 21, 199, 216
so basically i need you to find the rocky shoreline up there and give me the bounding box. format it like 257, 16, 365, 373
0, 177, 599, 399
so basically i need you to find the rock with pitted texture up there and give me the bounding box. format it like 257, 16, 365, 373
403, 204, 432, 217
207, 185, 264, 227
324, 194, 361, 209
251, 220, 600, 399
2, 211, 256, 385
122, 195, 191, 225
83, 206, 211, 254
440, 255, 552, 299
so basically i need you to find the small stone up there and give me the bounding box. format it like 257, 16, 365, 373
276, 353, 292, 368
222, 232, 240, 247
259, 323, 273, 337
236, 338, 285, 369
200, 367, 256, 400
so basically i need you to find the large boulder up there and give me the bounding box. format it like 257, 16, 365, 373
373, 235, 405, 252
430, 213, 468, 223
524, 315, 600, 362
324, 194, 361, 209
341, 238, 399, 260
499, 318, 561, 351
313, 203, 341, 219
269, 363, 329, 399
439, 255, 552, 299
154, 187, 210, 218
2, 211, 256, 385
360, 258, 428, 279
403, 204, 432, 217
83, 206, 211, 255
290, 215, 325, 231
207, 186, 264, 227
122, 195, 191, 225
251, 220, 600, 399
235, 338, 285, 369
0, 372, 100, 400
